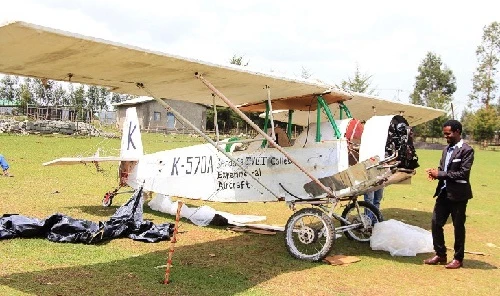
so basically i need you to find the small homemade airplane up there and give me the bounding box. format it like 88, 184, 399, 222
0, 21, 445, 261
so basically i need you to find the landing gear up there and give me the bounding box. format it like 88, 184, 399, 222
340, 201, 382, 242
102, 188, 119, 207
284, 208, 336, 262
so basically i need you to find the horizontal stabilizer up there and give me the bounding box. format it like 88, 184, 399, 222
43, 156, 139, 166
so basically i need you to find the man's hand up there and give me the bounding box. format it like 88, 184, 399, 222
425, 168, 438, 181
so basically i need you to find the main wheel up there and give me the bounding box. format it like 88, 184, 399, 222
284, 208, 335, 262
340, 201, 383, 242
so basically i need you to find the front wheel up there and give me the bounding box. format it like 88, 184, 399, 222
284, 208, 335, 262
340, 201, 382, 242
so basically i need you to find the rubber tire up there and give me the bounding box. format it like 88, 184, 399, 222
102, 193, 114, 207
340, 201, 383, 242
284, 208, 335, 262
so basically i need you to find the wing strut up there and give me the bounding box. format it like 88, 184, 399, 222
135, 83, 281, 201
287, 110, 294, 139
195, 73, 336, 198
266, 85, 276, 142
212, 93, 220, 144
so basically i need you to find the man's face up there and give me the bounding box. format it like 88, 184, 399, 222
443, 126, 460, 145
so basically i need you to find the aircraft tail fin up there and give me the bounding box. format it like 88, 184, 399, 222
120, 107, 144, 158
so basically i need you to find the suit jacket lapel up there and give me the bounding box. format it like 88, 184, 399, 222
440, 148, 447, 169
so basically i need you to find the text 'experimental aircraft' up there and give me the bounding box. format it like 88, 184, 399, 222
0, 21, 445, 261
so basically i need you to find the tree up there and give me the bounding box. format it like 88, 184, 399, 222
98, 87, 110, 111
300, 66, 312, 79
472, 107, 499, 142
111, 93, 122, 104
229, 54, 249, 66
339, 65, 377, 95
470, 22, 500, 109
110, 92, 137, 105
70, 84, 86, 120
206, 106, 246, 132
460, 109, 475, 137
410, 52, 456, 107
32, 78, 55, 106
52, 84, 68, 106
410, 52, 456, 138
17, 78, 34, 114
0, 75, 20, 102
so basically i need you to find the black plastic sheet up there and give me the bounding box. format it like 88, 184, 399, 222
0, 188, 173, 243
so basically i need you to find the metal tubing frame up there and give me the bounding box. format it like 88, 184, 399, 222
136, 83, 281, 200
287, 110, 293, 139
261, 102, 270, 148
266, 85, 276, 141
317, 95, 342, 139
339, 102, 352, 118
195, 74, 335, 197
316, 101, 321, 142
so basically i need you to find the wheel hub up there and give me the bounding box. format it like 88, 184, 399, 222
352, 214, 373, 228
297, 226, 318, 244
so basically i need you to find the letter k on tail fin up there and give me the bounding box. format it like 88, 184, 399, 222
43, 109, 142, 166
120, 107, 144, 158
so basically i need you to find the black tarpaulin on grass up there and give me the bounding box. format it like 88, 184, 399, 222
0, 188, 174, 243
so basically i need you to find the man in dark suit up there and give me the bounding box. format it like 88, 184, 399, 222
424, 120, 474, 269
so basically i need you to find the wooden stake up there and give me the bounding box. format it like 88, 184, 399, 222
164, 201, 183, 284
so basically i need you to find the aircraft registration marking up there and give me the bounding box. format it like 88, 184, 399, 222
170, 156, 214, 176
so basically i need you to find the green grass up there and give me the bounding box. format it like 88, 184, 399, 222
1, 133, 499, 296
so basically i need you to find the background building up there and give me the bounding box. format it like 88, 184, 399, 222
114, 96, 206, 132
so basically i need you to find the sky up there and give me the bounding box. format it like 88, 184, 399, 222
1, 0, 499, 117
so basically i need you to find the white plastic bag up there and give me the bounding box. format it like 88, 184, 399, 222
148, 194, 266, 226
370, 219, 433, 256
148, 194, 215, 226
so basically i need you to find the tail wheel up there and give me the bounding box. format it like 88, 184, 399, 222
340, 201, 383, 242
284, 208, 335, 262
102, 191, 116, 207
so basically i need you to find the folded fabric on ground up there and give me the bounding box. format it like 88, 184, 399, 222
0, 188, 173, 243
370, 219, 433, 256
148, 194, 266, 226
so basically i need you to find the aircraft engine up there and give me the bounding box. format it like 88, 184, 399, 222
385, 115, 419, 170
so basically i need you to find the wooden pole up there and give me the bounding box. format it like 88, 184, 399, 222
164, 201, 183, 284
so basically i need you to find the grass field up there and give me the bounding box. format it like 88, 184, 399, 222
1, 132, 499, 296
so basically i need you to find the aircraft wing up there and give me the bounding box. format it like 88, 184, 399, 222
43, 156, 139, 166
342, 92, 444, 126
0, 21, 445, 124
267, 92, 445, 127
0, 21, 337, 106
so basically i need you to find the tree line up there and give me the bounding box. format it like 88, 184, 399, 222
0, 76, 136, 120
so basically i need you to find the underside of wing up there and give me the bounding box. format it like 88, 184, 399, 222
345, 92, 445, 126
0, 21, 333, 106
268, 92, 445, 126
238, 92, 350, 112
43, 156, 139, 166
